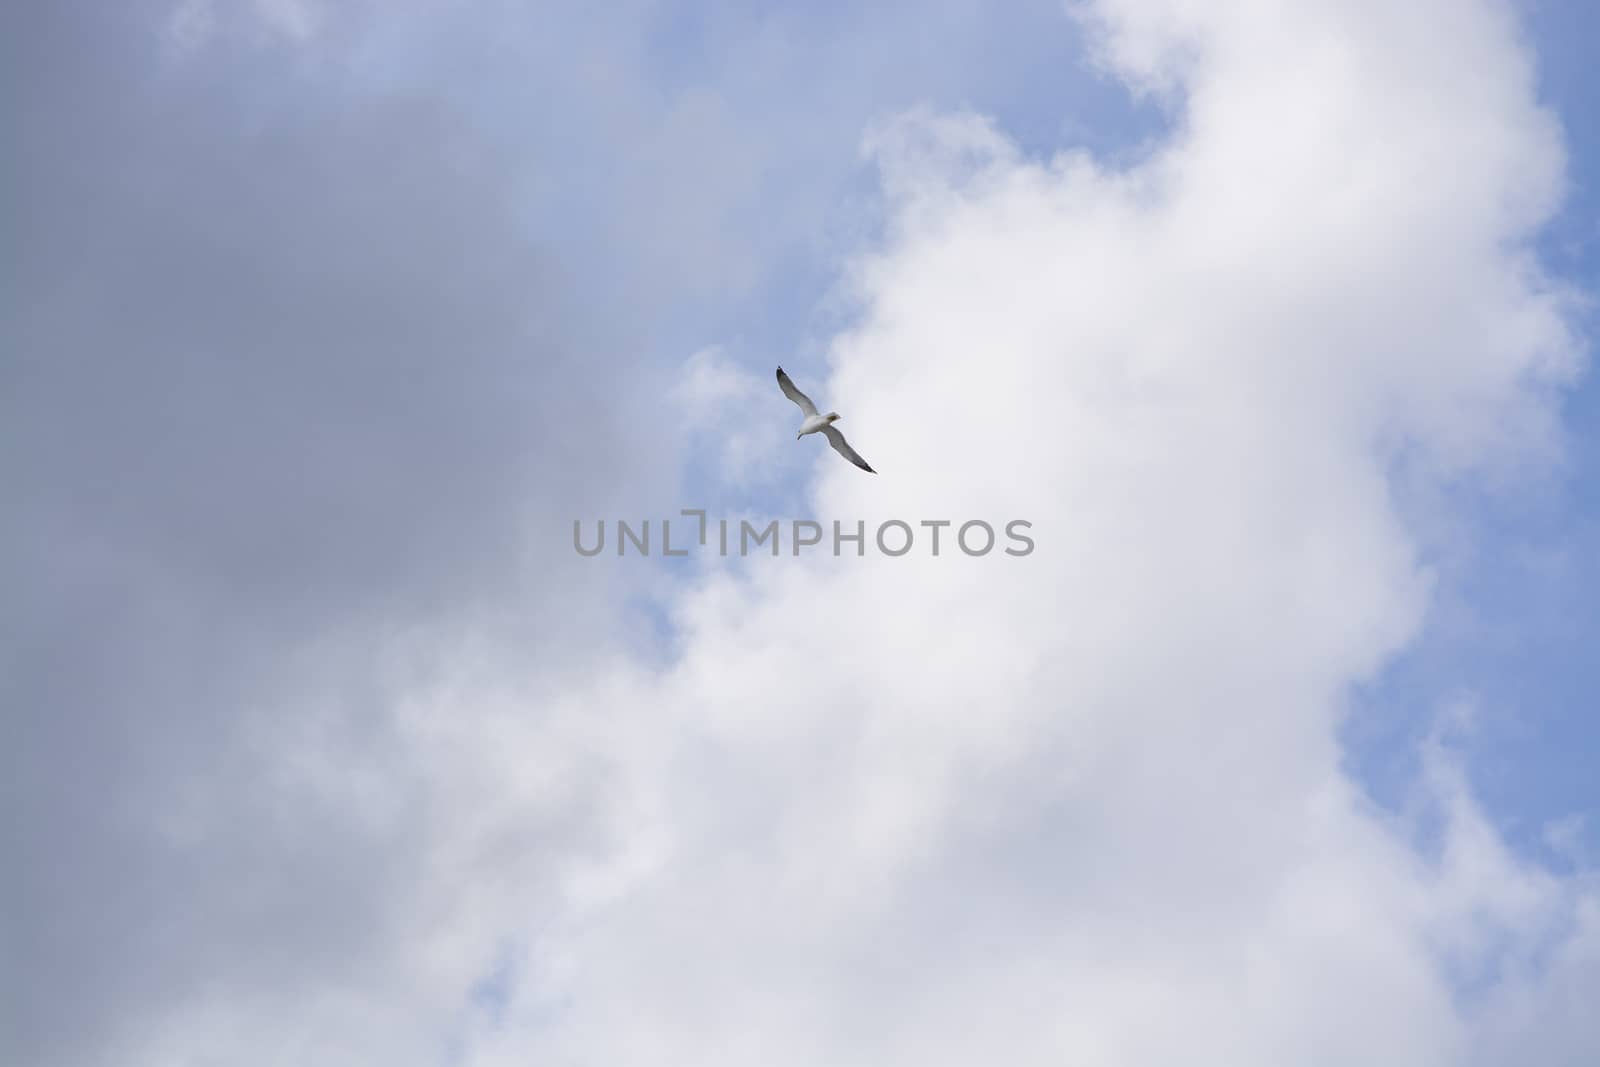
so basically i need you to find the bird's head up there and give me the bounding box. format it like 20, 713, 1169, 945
826, 412, 841, 423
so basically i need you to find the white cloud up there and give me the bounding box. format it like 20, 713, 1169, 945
163, 0, 215, 54
436, 1, 1598, 1063
252, 0, 322, 41
87, 0, 1599, 1063
163, 0, 326, 52
672, 346, 787, 489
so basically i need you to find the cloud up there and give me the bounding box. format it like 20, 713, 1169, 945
6, 1, 1598, 1065
2, 5, 659, 1064
162, 0, 327, 53
163, 0, 214, 53
8, 2, 1143, 1060
672, 347, 785, 489
251, 0, 321, 41
449, 1, 1597, 1063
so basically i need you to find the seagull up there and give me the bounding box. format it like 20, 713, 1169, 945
776, 366, 876, 474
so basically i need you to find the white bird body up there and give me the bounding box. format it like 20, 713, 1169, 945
776, 367, 876, 474
797, 412, 839, 437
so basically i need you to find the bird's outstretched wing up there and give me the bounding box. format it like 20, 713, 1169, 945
822, 424, 876, 473
775, 366, 818, 416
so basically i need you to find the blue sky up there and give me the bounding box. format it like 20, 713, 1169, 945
1346, 0, 1600, 863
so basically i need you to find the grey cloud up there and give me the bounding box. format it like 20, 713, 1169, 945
2, 5, 645, 1064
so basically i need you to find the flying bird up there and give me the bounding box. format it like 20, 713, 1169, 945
776, 366, 876, 473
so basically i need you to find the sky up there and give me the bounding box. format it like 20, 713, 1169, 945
4, 1, 1599, 1065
